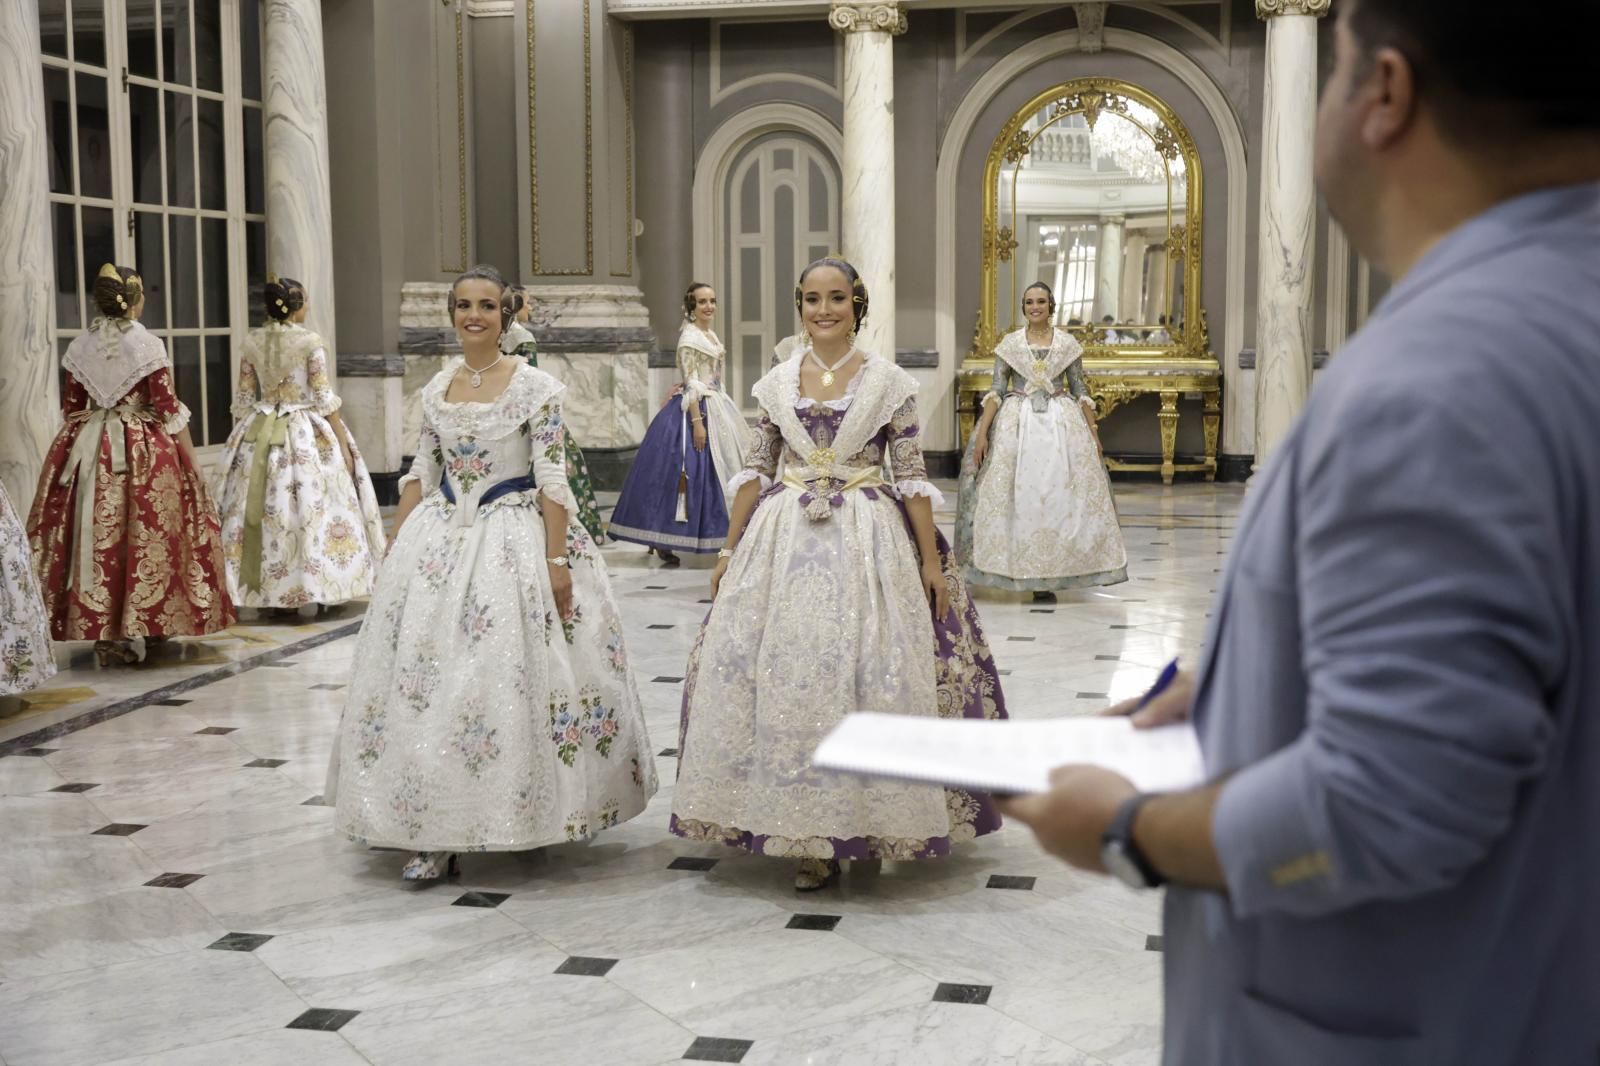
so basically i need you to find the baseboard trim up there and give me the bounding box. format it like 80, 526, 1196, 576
371, 469, 403, 507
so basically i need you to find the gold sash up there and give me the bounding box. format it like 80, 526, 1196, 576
240, 410, 291, 592
61, 404, 155, 586
782, 455, 888, 520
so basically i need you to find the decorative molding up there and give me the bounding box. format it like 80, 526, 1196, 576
465, 0, 515, 16
336, 352, 407, 377
1237, 348, 1329, 370
440, 3, 469, 274
895, 348, 939, 368
612, 23, 635, 277
935, 27, 1254, 455
1074, 3, 1108, 54
1125, 1, 1231, 54
1255, 0, 1330, 17
827, 2, 907, 35
527, 0, 595, 277
709, 20, 844, 108
954, 9, 1051, 72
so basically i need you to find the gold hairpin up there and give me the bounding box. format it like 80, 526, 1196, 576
97, 263, 120, 281
266, 271, 279, 283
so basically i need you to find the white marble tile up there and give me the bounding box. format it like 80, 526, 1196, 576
741, 1001, 1103, 1066
339, 971, 692, 1066
0, 757, 69, 796
96, 1029, 371, 1066
0, 883, 226, 982
991, 949, 1164, 1066
0, 950, 305, 1066
608, 927, 935, 1040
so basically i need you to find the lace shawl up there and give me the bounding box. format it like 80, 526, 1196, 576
62, 319, 170, 409
239, 321, 328, 392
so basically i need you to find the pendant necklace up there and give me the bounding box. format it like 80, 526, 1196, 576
463, 351, 505, 389
809, 346, 856, 389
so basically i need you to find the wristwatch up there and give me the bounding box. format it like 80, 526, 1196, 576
546, 555, 570, 568
1100, 793, 1165, 889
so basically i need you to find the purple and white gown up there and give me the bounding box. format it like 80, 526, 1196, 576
670, 352, 1007, 862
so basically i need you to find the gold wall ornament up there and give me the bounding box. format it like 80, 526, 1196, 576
827, 2, 908, 35
1168, 222, 1187, 260
994, 225, 1018, 263
1255, 0, 1331, 16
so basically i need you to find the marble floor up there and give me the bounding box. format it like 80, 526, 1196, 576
0, 481, 1241, 1066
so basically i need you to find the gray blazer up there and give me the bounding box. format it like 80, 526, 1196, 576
1164, 183, 1600, 1066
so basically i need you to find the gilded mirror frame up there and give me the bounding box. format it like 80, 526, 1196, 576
970, 77, 1207, 363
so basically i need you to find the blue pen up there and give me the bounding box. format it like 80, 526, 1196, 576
1135, 659, 1180, 711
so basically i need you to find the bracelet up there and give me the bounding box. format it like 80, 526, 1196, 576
717, 547, 734, 559
546, 555, 570, 567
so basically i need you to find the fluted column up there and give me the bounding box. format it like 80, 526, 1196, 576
264, 0, 337, 369
1253, 0, 1327, 463
1095, 214, 1125, 322
830, 2, 905, 361
0, 2, 59, 509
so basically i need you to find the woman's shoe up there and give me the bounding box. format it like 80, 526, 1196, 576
794, 858, 841, 892
93, 640, 141, 667
401, 852, 460, 882
657, 549, 681, 567
296, 603, 321, 619
1031, 591, 1057, 604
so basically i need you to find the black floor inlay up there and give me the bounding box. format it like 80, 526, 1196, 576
243, 758, 288, 768
1075, 692, 1107, 700
208, 932, 275, 952
15, 748, 58, 757
555, 955, 618, 977
658, 748, 679, 757
645, 585, 668, 590
286, 1008, 360, 1032
684, 1036, 755, 1063
1095, 655, 1121, 661
652, 676, 685, 684
145, 873, 204, 888
49, 782, 99, 793
452, 891, 511, 909
646, 624, 674, 630
786, 913, 842, 931
92, 823, 147, 836
1006, 636, 1036, 642
986, 875, 1036, 891
1029, 608, 1055, 614
1110, 625, 1136, 630
1146, 934, 1164, 952
933, 983, 992, 1005
194, 726, 237, 735
260, 661, 298, 668
697, 598, 714, 604
152, 698, 192, 707
301, 795, 327, 806
668, 856, 719, 872
998, 669, 1012, 676
309, 683, 345, 691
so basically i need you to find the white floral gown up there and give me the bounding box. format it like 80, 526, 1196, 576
326, 359, 657, 851
0, 482, 54, 696
214, 322, 386, 607
956, 328, 1127, 591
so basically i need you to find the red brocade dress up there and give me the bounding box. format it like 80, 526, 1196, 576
27, 319, 234, 642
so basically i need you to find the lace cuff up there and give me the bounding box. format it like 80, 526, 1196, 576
539, 481, 578, 514
895, 479, 945, 506
314, 393, 344, 418
163, 402, 192, 436
727, 469, 772, 495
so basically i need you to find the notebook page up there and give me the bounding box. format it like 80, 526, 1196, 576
811, 714, 1205, 794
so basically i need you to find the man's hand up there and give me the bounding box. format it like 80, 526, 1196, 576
1101, 668, 1196, 728
997, 765, 1137, 873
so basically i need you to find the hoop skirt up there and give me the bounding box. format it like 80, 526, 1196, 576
0, 482, 55, 695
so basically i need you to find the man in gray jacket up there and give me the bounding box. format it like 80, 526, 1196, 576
1000, 1, 1600, 1063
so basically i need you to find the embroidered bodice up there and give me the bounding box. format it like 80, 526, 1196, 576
232, 347, 340, 418
400, 359, 576, 524
987, 329, 1090, 413
677, 324, 729, 410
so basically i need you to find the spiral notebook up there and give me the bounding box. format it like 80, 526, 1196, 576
811, 714, 1205, 795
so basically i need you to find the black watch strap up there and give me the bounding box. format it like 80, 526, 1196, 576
1105, 793, 1166, 888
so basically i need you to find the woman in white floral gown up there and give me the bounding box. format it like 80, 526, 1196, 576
0, 482, 54, 696
214, 275, 386, 614
326, 265, 657, 881
956, 281, 1127, 602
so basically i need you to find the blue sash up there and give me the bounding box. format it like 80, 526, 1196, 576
440, 473, 537, 507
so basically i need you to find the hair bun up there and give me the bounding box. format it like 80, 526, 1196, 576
263, 275, 306, 322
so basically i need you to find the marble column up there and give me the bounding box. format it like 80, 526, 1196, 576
1120, 232, 1149, 322
0, 2, 59, 509
830, 2, 906, 361
1095, 214, 1125, 323
264, 0, 338, 369
1253, 0, 1328, 463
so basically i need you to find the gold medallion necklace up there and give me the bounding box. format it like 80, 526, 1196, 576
809, 346, 856, 389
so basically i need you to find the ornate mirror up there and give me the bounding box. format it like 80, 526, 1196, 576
974, 78, 1205, 358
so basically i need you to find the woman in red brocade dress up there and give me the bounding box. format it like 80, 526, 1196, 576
28, 264, 233, 666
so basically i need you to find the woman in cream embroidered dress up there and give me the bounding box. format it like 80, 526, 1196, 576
326, 266, 656, 881
0, 482, 55, 695
608, 283, 750, 564
214, 276, 386, 613
957, 282, 1127, 601
501, 287, 607, 544
27, 265, 232, 666
671, 259, 1007, 891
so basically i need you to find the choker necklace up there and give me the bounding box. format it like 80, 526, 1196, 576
461, 351, 506, 389
809, 346, 856, 389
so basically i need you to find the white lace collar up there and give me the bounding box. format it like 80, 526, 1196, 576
421, 357, 565, 439
62, 319, 169, 409
677, 323, 724, 359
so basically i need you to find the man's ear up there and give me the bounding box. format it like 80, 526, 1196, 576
1362, 46, 1419, 151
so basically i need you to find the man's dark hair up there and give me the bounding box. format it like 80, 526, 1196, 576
1345, 0, 1600, 148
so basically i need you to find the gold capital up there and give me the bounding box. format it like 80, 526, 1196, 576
828, 2, 908, 35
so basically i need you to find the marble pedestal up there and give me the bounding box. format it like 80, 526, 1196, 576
336, 354, 406, 504
398, 283, 654, 489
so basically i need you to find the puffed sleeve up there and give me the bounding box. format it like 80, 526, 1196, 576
679, 346, 710, 411
399, 414, 444, 496
1065, 357, 1095, 414
515, 339, 539, 367
231, 359, 260, 421
529, 399, 578, 514
984, 355, 1007, 406
306, 347, 342, 417
727, 409, 781, 495
61, 373, 89, 415
886, 396, 944, 505
144, 366, 192, 436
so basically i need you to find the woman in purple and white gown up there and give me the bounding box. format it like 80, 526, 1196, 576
670, 258, 1007, 891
